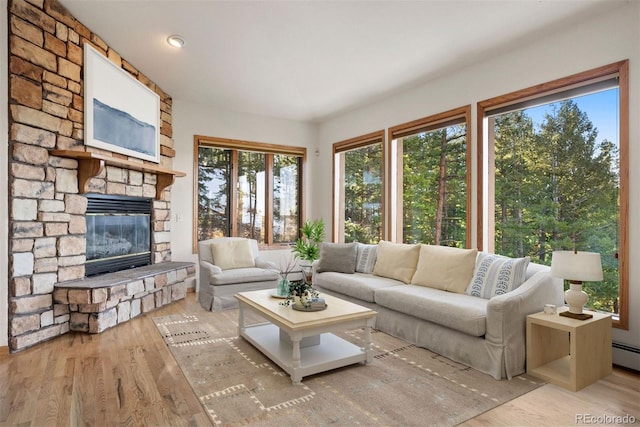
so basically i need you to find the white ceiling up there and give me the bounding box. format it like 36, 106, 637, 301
60, 0, 619, 123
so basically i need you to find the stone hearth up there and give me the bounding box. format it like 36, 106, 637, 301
54, 262, 195, 334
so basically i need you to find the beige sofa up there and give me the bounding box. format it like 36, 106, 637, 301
198, 237, 279, 311
313, 241, 564, 379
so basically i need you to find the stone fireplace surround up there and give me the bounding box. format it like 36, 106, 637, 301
7, 0, 191, 352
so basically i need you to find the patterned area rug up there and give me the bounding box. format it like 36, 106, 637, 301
154, 310, 543, 426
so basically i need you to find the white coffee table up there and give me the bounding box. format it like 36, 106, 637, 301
235, 289, 377, 384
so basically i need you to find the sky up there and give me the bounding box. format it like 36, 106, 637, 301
524, 88, 619, 147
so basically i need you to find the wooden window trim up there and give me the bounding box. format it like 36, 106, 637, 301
193, 135, 307, 253
332, 130, 385, 242
387, 106, 472, 246
476, 60, 629, 330
195, 135, 306, 157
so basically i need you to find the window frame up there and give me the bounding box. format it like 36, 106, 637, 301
476, 60, 629, 330
387, 105, 472, 247
193, 135, 307, 253
332, 130, 386, 243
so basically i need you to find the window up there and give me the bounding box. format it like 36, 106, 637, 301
477, 61, 629, 329
273, 154, 301, 243
194, 136, 306, 252
333, 131, 384, 243
388, 106, 472, 247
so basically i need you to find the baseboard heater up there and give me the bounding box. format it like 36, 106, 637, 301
612, 341, 640, 372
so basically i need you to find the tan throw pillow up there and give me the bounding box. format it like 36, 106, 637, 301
210, 239, 255, 270
411, 245, 478, 293
372, 240, 420, 284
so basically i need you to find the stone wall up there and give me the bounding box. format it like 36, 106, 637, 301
8, 0, 177, 352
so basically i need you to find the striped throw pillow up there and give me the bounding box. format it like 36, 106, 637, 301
355, 243, 378, 274
466, 253, 530, 299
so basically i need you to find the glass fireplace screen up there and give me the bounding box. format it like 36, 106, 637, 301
86, 214, 150, 261
85, 194, 152, 276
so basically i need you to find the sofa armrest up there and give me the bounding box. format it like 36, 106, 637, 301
485, 270, 563, 378
486, 270, 562, 344
199, 260, 222, 287
255, 257, 278, 271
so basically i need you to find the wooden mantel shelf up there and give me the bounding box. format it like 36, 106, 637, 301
49, 150, 186, 200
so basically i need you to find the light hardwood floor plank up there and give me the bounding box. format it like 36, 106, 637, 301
0, 295, 212, 426
460, 369, 640, 426
0, 293, 637, 426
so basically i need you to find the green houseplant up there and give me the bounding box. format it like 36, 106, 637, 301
291, 219, 325, 262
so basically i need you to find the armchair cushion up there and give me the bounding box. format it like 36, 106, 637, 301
207, 267, 279, 286
210, 239, 255, 270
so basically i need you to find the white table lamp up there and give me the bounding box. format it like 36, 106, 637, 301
550, 250, 603, 320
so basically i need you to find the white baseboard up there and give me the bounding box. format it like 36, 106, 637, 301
613, 342, 640, 372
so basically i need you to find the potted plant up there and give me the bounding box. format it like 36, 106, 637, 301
292, 219, 325, 283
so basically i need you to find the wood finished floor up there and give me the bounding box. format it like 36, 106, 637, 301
1, 293, 638, 426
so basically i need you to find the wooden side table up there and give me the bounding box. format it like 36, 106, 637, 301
526, 308, 612, 391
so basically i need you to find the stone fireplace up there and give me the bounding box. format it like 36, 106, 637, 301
7, 0, 193, 352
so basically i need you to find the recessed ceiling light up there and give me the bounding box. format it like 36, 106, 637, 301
167, 35, 186, 48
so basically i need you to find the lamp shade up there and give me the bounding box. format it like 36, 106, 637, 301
550, 251, 603, 282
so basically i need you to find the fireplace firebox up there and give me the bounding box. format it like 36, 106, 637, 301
85, 194, 152, 276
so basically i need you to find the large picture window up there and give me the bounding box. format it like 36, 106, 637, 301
333, 131, 384, 243
389, 106, 471, 247
477, 61, 629, 329
194, 136, 305, 252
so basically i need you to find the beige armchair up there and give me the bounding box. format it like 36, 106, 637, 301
197, 237, 279, 311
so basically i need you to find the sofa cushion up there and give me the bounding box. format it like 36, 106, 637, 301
316, 242, 358, 273
356, 243, 377, 273
373, 240, 420, 284
315, 271, 403, 303
375, 285, 488, 336
208, 267, 279, 286
466, 253, 530, 299
411, 245, 478, 293
210, 239, 255, 270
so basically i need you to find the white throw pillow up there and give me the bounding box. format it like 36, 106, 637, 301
372, 240, 420, 284
355, 243, 377, 274
411, 245, 478, 293
210, 239, 255, 270
466, 252, 530, 299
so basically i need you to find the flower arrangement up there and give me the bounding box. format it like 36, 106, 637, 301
280, 279, 319, 308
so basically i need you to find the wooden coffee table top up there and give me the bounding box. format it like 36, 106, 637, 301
235, 289, 376, 332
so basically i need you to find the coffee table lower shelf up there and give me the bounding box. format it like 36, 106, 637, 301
241, 323, 367, 384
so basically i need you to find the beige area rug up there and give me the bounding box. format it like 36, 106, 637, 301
154, 310, 543, 426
